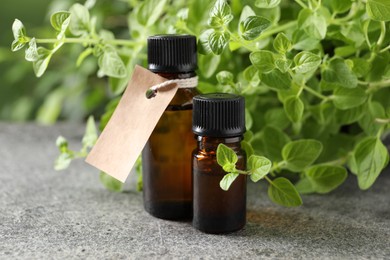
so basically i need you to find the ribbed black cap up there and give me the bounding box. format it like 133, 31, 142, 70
192, 93, 246, 137
147, 35, 197, 73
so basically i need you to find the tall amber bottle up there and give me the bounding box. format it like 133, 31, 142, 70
192, 93, 247, 233
142, 35, 198, 220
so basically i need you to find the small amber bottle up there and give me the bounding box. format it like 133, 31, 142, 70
192, 93, 247, 234
142, 35, 198, 220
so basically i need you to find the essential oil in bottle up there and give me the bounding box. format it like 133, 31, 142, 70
192, 93, 247, 234
142, 35, 198, 220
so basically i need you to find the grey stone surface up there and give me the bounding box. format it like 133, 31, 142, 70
0, 122, 389, 259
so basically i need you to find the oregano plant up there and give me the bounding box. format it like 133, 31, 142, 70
11, 0, 390, 207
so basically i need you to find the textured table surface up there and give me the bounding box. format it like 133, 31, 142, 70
0, 123, 389, 259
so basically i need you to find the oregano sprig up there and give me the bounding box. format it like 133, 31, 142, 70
11, 0, 390, 199
216, 143, 303, 207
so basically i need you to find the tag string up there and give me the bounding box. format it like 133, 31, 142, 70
149, 76, 198, 91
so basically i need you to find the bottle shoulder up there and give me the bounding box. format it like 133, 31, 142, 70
168, 88, 200, 109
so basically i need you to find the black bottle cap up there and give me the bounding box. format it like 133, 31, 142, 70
192, 93, 246, 137
147, 34, 197, 73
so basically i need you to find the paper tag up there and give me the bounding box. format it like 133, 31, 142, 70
85, 65, 179, 182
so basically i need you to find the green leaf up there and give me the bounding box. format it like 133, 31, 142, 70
216, 71, 234, 84
82, 116, 97, 149
351, 58, 371, 78
99, 172, 123, 192
137, 0, 168, 26
238, 5, 256, 32
293, 51, 321, 74
11, 19, 28, 51
208, 30, 230, 55
261, 69, 291, 90
50, 11, 71, 31
264, 108, 290, 129
284, 96, 304, 123
245, 109, 253, 130
250, 50, 275, 73
252, 125, 290, 161
332, 86, 367, 110
98, 45, 127, 78
12, 19, 26, 40
331, 0, 352, 13
292, 28, 320, 50
108, 52, 133, 95
310, 102, 333, 125
208, 0, 234, 28
367, 0, 390, 21
298, 9, 327, 40
239, 16, 271, 41
305, 165, 347, 193
248, 155, 272, 182
25, 38, 38, 62
335, 46, 356, 57
367, 52, 390, 82
69, 3, 90, 36
322, 58, 358, 89
56, 136, 69, 153
241, 140, 254, 158
347, 153, 358, 175
11, 40, 26, 52
336, 105, 365, 125
199, 53, 221, 78
273, 33, 292, 54
85, 0, 96, 9
33, 47, 52, 77
217, 143, 238, 172
354, 137, 389, 190
54, 153, 72, 171
220, 172, 240, 191
243, 65, 261, 86
199, 29, 214, 55
268, 177, 302, 207
255, 0, 281, 9
295, 177, 316, 194
275, 58, 292, 73
282, 139, 323, 172
358, 101, 386, 135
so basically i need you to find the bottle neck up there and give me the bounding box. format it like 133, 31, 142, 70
154, 71, 196, 80
196, 135, 243, 154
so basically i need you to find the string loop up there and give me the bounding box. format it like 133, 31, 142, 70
146, 76, 198, 99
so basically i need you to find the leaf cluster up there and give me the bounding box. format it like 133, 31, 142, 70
207, 0, 390, 200
11, 0, 390, 204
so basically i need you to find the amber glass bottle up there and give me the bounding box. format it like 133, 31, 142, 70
192, 93, 247, 234
142, 35, 198, 220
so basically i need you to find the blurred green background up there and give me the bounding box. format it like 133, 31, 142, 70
1, 0, 131, 123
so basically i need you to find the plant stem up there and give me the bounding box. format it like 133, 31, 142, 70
363, 20, 372, 49
380, 44, 390, 53
258, 21, 297, 41
375, 118, 390, 124
377, 125, 385, 138
322, 157, 347, 166
331, 2, 361, 24
177, 23, 197, 36
366, 79, 390, 93
227, 21, 297, 53
303, 85, 329, 100
236, 169, 249, 175
294, 0, 308, 9
377, 21, 386, 47
36, 38, 139, 47
227, 30, 257, 52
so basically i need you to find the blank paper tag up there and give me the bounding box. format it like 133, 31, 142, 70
85, 65, 178, 182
